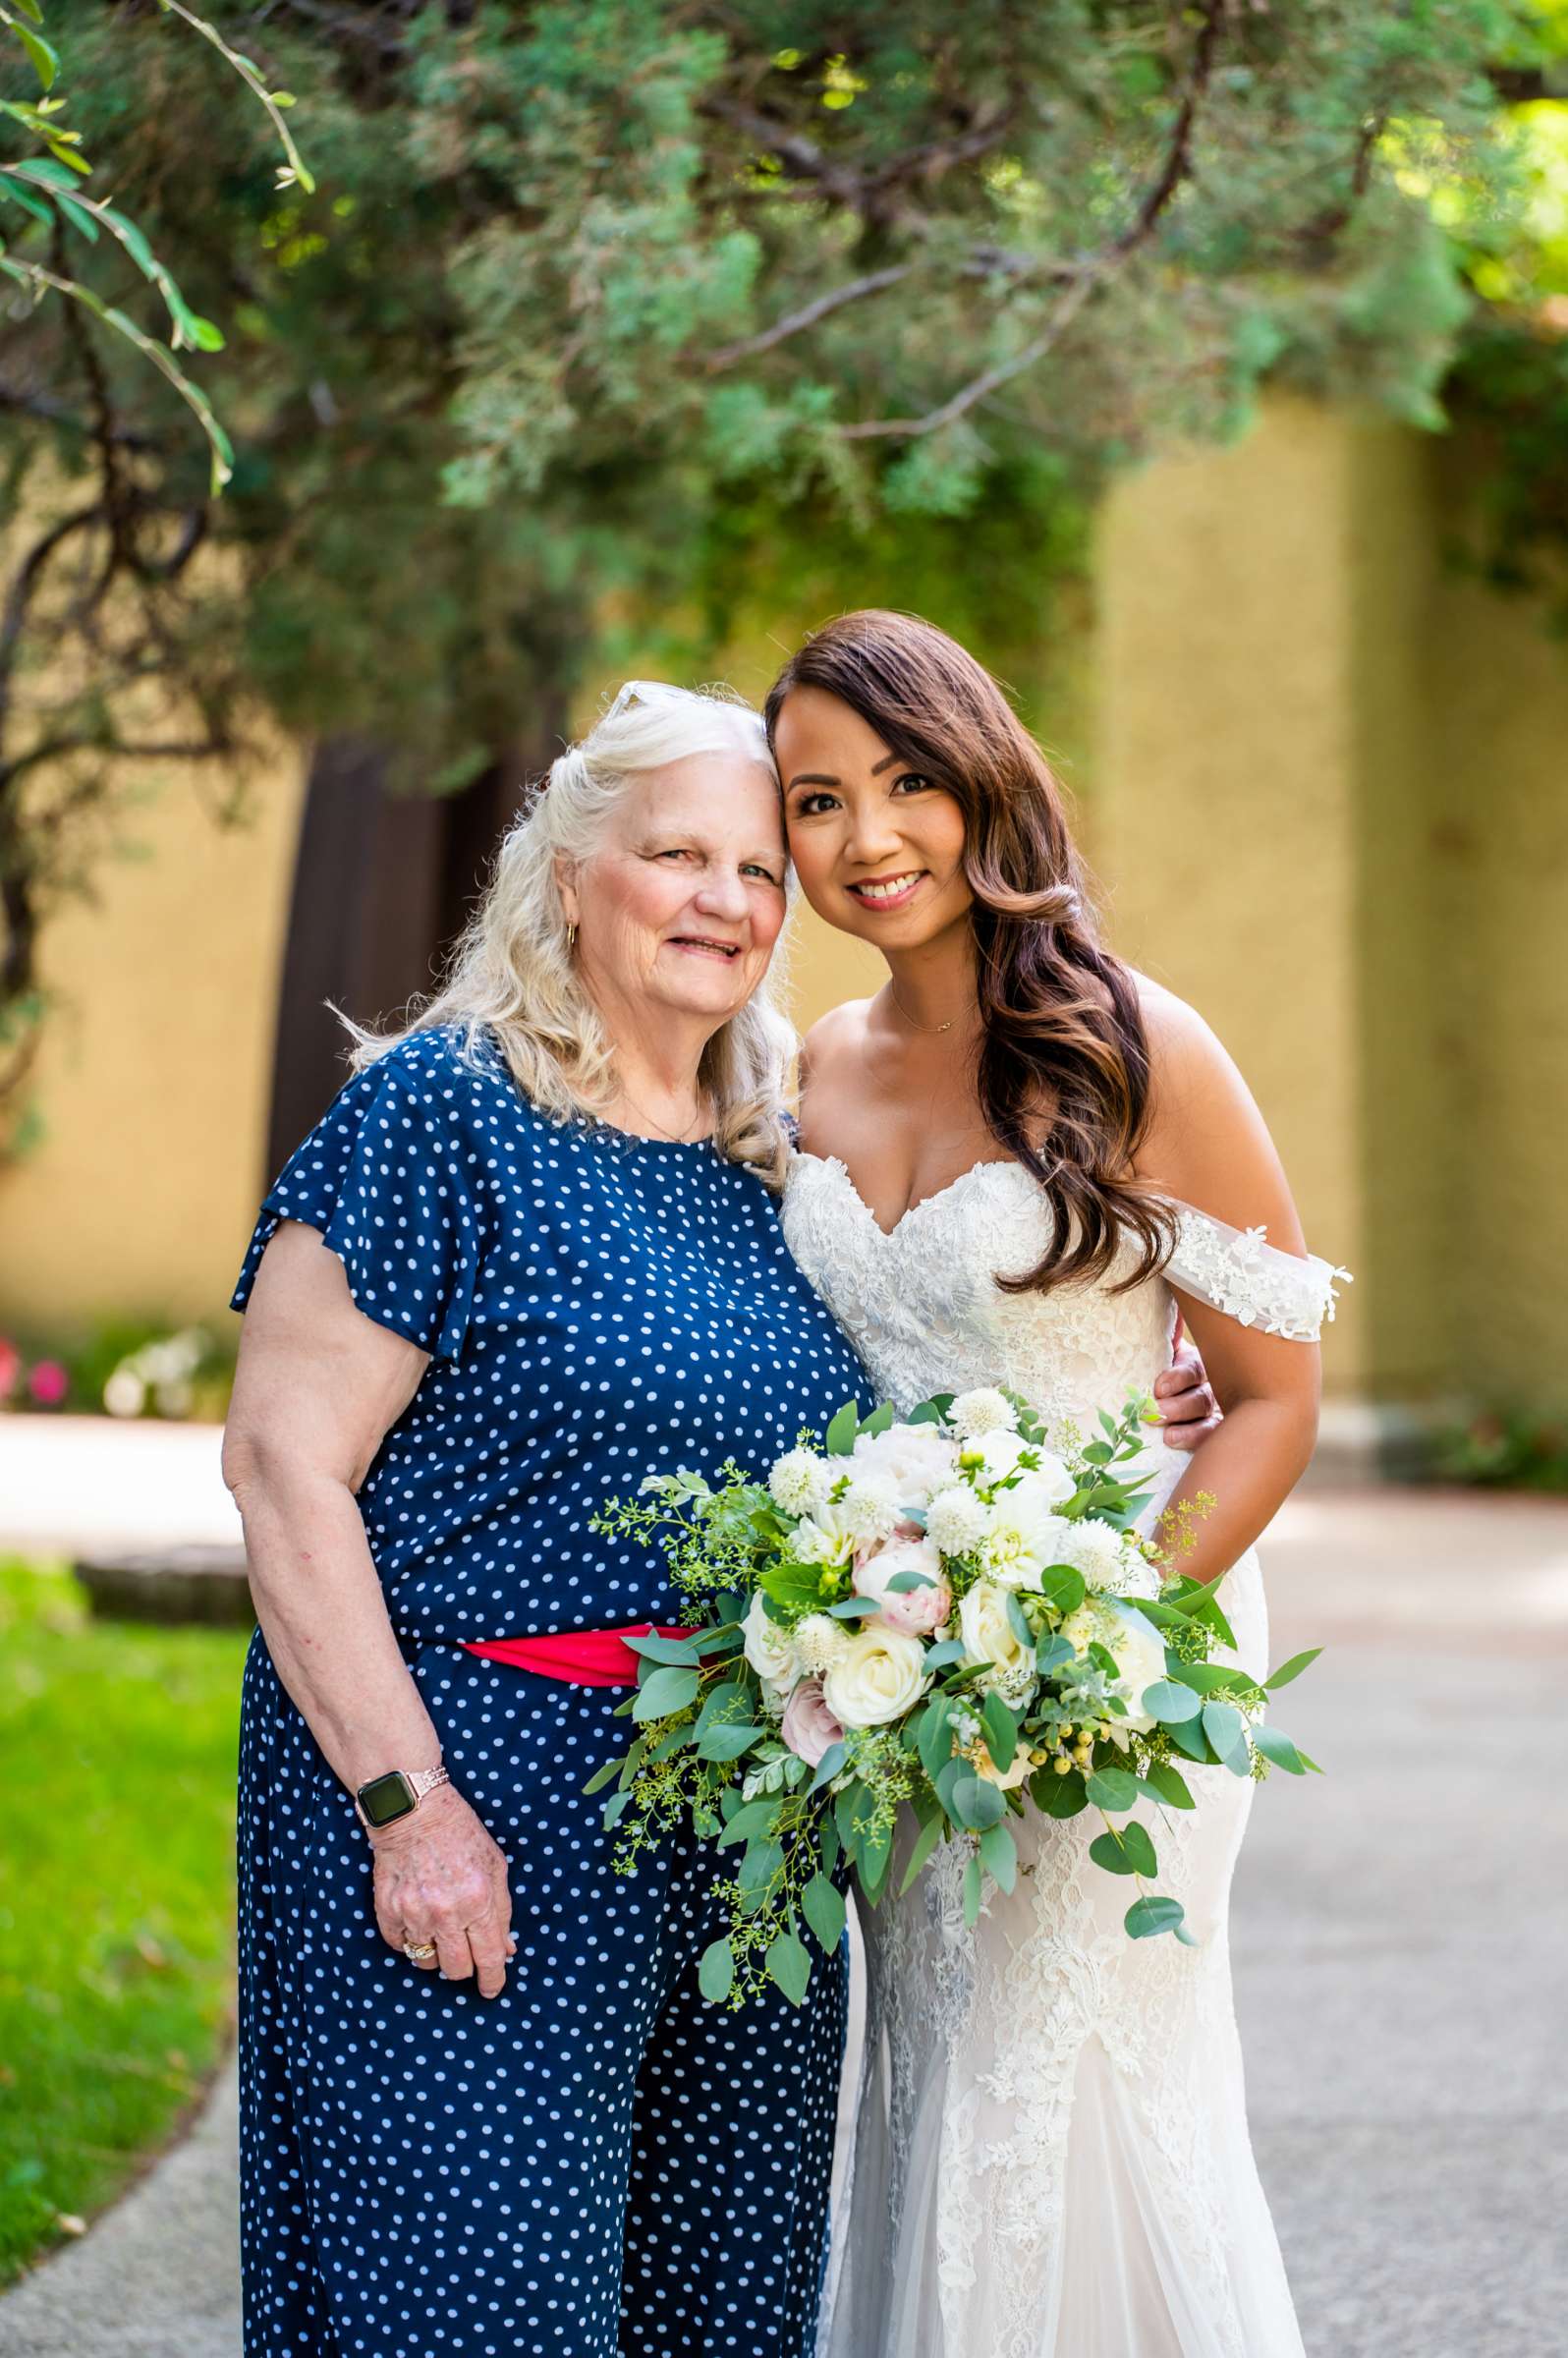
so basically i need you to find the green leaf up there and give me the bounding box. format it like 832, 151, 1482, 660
717, 1798, 782, 1848
16, 25, 58, 91
899, 1807, 948, 1894
1035, 1766, 1088, 1817
827, 1596, 881, 1620
962, 1850, 984, 1927
949, 1772, 1005, 1831
1090, 1820, 1157, 1878
626, 1632, 704, 1664
1085, 1765, 1141, 1813
1005, 1591, 1034, 1647
699, 1938, 735, 2002
825, 1400, 860, 1456
0, 173, 51, 228
1167, 1714, 1212, 1764
1143, 1760, 1196, 1811
918, 1695, 954, 1779
1265, 1648, 1322, 1691
1038, 1565, 1087, 1616
1125, 1894, 1188, 1940
1202, 1700, 1246, 1760
979, 1821, 1018, 1894
858, 1401, 895, 1438
631, 1663, 700, 1721
885, 1568, 938, 1593
1035, 1633, 1074, 1675
12, 1, 45, 28
765, 1926, 812, 2005
738, 1838, 785, 1897
802, 1872, 847, 1955
980, 1691, 1018, 1772
1142, 1678, 1203, 1722
809, 1740, 848, 1794
1251, 1722, 1308, 1775
583, 1756, 625, 1795
694, 1723, 765, 1762
923, 1639, 968, 1671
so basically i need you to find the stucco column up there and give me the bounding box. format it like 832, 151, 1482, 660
1090, 398, 1426, 1398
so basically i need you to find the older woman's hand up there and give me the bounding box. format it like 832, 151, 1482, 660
368, 1783, 518, 1997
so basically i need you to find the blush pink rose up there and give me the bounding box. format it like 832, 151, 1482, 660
780, 1678, 844, 1768
855, 1534, 952, 1638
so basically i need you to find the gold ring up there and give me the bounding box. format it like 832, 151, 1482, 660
403, 1939, 437, 1962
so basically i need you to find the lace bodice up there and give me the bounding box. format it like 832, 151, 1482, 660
781, 1152, 1346, 1435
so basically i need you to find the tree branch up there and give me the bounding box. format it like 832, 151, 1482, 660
836, 0, 1226, 443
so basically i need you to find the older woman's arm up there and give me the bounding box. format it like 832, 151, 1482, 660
223, 1219, 515, 1995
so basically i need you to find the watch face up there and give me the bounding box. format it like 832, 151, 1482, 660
358, 1770, 417, 1826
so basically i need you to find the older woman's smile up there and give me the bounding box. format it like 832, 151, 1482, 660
666, 931, 745, 960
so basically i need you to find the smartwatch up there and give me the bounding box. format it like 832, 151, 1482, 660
355, 1762, 450, 1832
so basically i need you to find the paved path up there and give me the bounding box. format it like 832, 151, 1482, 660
3, 1473, 1564, 2356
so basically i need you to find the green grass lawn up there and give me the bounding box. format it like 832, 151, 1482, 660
0, 1557, 248, 2285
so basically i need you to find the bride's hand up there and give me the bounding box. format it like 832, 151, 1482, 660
1153, 1327, 1221, 1452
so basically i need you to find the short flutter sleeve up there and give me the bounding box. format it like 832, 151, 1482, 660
1165, 1204, 1350, 1344
230, 1058, 484, 1360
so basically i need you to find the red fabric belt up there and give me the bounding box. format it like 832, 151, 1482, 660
461, 1624, 686, 1689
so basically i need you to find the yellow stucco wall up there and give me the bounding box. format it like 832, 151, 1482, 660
0, 743, 306, 1332
1092, 401, 1372, 1388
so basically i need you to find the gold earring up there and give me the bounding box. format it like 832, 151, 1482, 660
566, 922, 578, 952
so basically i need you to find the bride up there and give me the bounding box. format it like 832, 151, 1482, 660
765, 612, 1343, 2358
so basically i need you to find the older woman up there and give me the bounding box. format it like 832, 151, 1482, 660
222, 683, 873, 2358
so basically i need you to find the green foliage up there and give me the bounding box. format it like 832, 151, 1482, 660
0, 1559, 246, 2283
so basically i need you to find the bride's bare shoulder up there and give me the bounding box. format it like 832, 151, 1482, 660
1128, 969, 1298, 1223
800, 995, 876, 1088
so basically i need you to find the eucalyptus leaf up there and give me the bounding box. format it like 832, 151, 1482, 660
899, 1808, 948, 1894
801, 1873, 847, 1955
1265, 1647, 1322, 1691
1085, 1765, 1141, 1813
1125, 1893, 1188, 1940
698, 1938, 734, 2002
979, 1821, 1018, 1894
1251, 1722, 1308, 1774
950, 1772, 1006, 1831
631, 1663, 700, 1722
1142, 1761, 1195, 1811
765, 1928, 812, 2006
825, 1401, 860, 1457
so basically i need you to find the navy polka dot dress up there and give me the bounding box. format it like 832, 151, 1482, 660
229, 1025, 869, 2358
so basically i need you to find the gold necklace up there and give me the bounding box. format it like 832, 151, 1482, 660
888, 981, 963, 1038
612, 1079, 709, 1143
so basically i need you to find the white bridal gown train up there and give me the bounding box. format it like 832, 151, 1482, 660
780, 1154, 1347, 2358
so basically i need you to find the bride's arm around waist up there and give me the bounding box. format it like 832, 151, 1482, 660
1131, 978, 1343, 1588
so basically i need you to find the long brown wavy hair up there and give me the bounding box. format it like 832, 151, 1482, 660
764, 610, 1176, 1294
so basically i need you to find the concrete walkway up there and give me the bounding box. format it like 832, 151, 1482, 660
2, 1450, 1564, 2355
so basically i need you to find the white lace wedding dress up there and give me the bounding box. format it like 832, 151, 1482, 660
780, 1152, 1347, 2358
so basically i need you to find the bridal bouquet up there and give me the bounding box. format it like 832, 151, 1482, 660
588, 1387, 1320, 2009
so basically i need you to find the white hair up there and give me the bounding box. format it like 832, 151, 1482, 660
346, 682, 797, 1184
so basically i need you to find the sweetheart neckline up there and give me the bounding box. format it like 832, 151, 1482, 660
789, 1150, 1034, 1242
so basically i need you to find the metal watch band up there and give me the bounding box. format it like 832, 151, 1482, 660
354, 1761, 450, 1832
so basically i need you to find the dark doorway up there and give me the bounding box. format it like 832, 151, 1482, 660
264, 738, 537, 1176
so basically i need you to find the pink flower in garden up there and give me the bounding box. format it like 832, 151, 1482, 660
780, 1678, 845, 1768
28, 1359, 69, 1407
0, 1337, 19, 1401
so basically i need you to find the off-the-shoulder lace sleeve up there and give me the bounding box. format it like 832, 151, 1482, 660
1164, 1204, 1351, 1342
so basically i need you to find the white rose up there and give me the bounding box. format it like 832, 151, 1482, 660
957, 1578, 1034, 1691
851, 1421, 960, 1507
787, 1503, 858, 1566
950, 1386, 1017, 1440
822, 1625, 930, 1728
743, 1591, 798, 1689
924, 1485, 990, 1557
1015, 1452, 1075, 1507
838, 1474, 902, 1545
1104, 1604, 1169, 1740
975, 1428, 1030, 1482
768, 1447, 833, 1516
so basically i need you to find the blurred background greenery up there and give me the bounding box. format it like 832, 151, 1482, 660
4, 0, 1568, 2280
